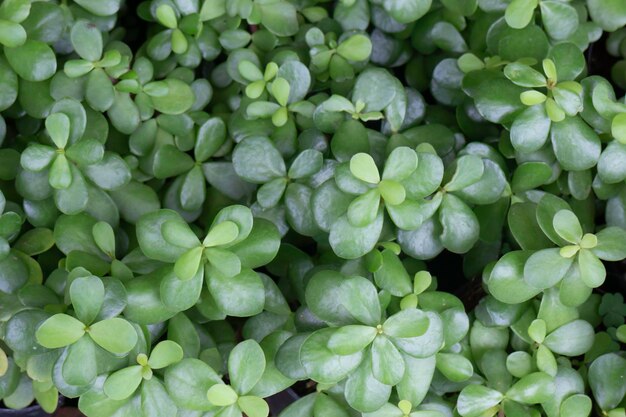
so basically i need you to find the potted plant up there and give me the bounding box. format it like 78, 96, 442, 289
0, 0, 625, 417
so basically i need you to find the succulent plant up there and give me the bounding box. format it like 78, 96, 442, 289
0, 1, 625, 417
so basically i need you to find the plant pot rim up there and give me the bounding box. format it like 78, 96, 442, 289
0, 397, 64, 416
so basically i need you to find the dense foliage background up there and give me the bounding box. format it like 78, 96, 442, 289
0, 0, 625, 416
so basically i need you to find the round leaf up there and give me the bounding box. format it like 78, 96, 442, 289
505, 0, 538, 28
439, 194, 479, 254
347, 188, 381, 227
88, 317, 138, 354
505, 372, 555, 404
70, 20, 103, 62
593, 227, 626, 261
327, 325, 377, 356
550, 117, 601, 171
36, 314, 85, 349
371, 335, 405, 386
149, 79, 195, 115
436, 352, 474, 382
543, 320, 594, 356
540, 1, 578, 40
329, 210, 384, 260
510, 105, 551, 153
352, 68, 399, 112
588, 353, 626, 412
233, 136, 286, 183
523, 248, 573, 290
149, 340, 184, 369
457, 384, 504, 417
587, 0, 626, 31
206, 268, 265, 317
300, 328, 363, 384
504, 63, 546, 87
46, 113, 70, 149
552, 210, 582, 244
70, 275, 105, 325
382, 0, 432, 24
578, 248, 606, 288
383, 147, 418, 182
104, 365, 143, 400
165, 358, 222, 411
337, 34, 372, 62
62, 335, 97, 387
206, 384, 238, 406
238, 396, 269, 417
383, 309, 430, 339
489, 251, 542, 303
350, 153, 380, 184
5, 40, 56, 81
344, 358, 391, 412
228, 339, 266, 395
560, 394, 592, 417
288, 149, 323, 180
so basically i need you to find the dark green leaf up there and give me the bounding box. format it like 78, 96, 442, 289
550, 117, 601, 171
588, 353, 626, 411
228, 339, 266, 395
5, 40, 56, 81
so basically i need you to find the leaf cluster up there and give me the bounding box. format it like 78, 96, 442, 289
0, 1, 624, 417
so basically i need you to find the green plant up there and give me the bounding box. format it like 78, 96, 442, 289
0, 1, 625, 417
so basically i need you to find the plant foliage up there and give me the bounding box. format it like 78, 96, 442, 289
0, 1, 625, 417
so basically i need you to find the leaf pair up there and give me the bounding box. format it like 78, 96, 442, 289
0, 198, 23, 260
136, 206, 275, 318
496, 196, 626, 306
233, 136, 323, 209
300, 273, 443, 411
0, 0, 30, 48
397, 150, 508, 259
522, 209, 626, 304
244, 61, 312, 127
507, 65, 601, 171
165, 340, 270, 417
527, 318, 594, 375
457, 372, 556, 417
36, 275, 136, 348
505, 0, 578, 40
306, 28, 372, 81
21, 113, 105, 190
238, 60, 279, 99
348, 147, 419, 222
325, 146, 503, 259
507, 59, 583, 123
136, 207, 279, 318
104, 340, 183, 400
115, 57, 196, 117
323, 68, 405, 124
154, 4, 190, 54
162, 206, 252, 281
35, 275, 137, 386
151, 117, 227, 211
64, 21, 126, 111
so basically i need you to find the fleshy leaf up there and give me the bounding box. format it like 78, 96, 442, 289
69, 275, 105, 325
149, 341, 184, 369
350, 153, 380, 184
327, 325, 377, 356
88, 317, 138, 354
104, 365, 143, 400
36, 314, 85, 349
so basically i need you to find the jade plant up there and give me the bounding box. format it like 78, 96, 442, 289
0, 0, 625, 417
